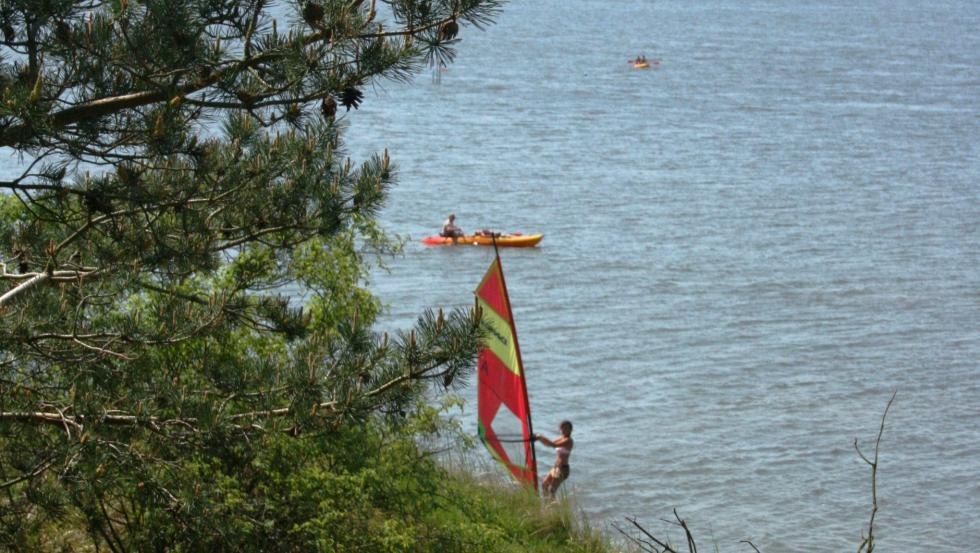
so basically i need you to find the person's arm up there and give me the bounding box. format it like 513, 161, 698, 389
534, 433, 555, 448
534, 434, 570, 449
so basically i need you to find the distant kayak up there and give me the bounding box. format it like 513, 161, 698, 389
421, 233, 544, 248
629, 58, 660, 69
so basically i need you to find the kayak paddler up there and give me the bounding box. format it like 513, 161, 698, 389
440, 213, 465, 238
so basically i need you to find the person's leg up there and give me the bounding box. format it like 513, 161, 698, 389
546, 467, 568, 500
553, 470, 568, 495
542, 467, 558, 499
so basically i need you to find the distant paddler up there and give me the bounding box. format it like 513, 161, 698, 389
534, 420, 574, 500
440, 213, 465, 239
628, 55, 660, 69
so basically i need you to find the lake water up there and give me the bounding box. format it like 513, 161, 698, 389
342, 0, 980, 550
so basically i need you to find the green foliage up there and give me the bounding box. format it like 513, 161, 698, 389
0, 0, 516, 550
420, 466, 615, 553
3, 399, 619, 552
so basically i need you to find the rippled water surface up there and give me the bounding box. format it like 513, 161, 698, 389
347, 0, 979, 550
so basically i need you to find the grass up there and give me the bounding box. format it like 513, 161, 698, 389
428, 453, 622, 553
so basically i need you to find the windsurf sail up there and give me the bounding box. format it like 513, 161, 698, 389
475, 252, 538, 489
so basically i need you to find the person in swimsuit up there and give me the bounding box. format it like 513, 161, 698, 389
535, 420, 573, 500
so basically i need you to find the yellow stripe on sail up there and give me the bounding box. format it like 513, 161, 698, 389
477, 297, 520, 375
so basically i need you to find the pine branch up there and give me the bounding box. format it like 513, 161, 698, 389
0, 268, 101, 308
0, 456, 56, 491
0, 26, 333, 148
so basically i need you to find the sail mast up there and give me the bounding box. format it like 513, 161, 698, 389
491, 236, 539, 490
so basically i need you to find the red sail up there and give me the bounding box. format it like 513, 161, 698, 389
475, 256, 537, 489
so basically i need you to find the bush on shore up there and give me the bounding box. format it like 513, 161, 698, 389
7, 402, 614, 553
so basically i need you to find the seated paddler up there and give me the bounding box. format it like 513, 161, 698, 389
440, 213, 465, 238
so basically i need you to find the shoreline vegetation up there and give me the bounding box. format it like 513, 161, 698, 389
11, 390, 894, 552
19, 455, 617, 552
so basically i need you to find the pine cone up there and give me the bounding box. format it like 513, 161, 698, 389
54, 22, 71, 43
285, 103, 302, 123
337, 87, 363, 111
83, 191, 113, 216
172, 29, 191, 48
321, 96, 337, 119
439, 20, 459, 41
302, 2, 324, 27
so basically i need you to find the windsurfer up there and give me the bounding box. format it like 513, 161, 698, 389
534, 420, 573, 500
440, 213, 464, 238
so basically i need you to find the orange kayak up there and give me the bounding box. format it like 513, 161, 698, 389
421, 233, 543, 248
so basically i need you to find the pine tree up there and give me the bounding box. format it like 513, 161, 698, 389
0, 1, 500, 548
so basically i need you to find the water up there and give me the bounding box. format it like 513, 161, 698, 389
340, 0, 980, 550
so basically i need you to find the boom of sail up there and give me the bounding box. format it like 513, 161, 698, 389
475, 255, 538, 489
